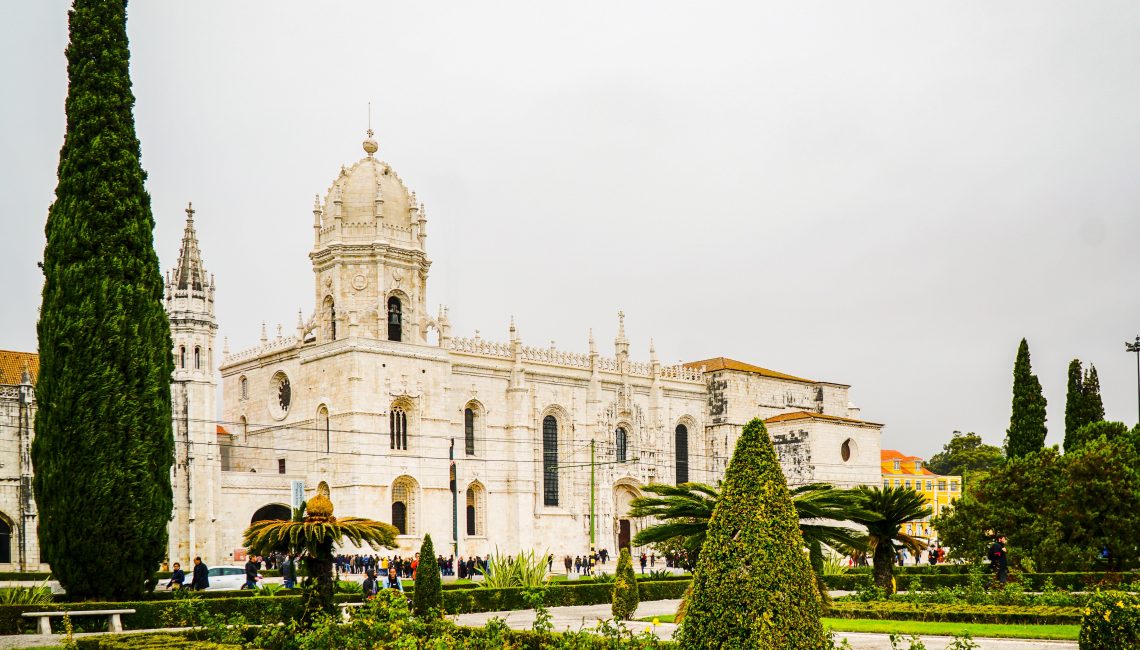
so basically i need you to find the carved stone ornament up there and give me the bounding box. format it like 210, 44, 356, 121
352, 274, 367, 290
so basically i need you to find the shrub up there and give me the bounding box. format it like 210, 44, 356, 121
478, 549, 548, 589
612, 548, 639, 620
74, 633, 240, 649
413, 534, 442, 617
1079, 591, 1140, 649
677, 418, 827, 648
827, 601, 1081, 625
0, 583, 53, 605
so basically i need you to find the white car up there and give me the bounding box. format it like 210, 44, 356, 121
205, 566, 249, 590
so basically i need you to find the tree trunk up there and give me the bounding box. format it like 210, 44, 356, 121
872, 540, 896, 595
300, 540, 336, 627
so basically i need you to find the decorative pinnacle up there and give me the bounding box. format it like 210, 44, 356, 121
185, 201, 195, 221
616, 310, 628, 342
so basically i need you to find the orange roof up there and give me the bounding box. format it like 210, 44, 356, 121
0, 350, 38, 386
217, 425, 230, 435
684, 357, 816, 384
764, 411, 883, 427
881, 449, 936, 476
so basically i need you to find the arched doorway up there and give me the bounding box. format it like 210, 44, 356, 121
0, 517, 11, 564
613, 484, 641, 551
250, 503, 291, 524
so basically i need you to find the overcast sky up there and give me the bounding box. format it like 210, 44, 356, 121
3, 1, 1139, 457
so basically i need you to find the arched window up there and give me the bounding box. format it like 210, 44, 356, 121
675, 424, 689, 484
387, 296, 402, 342
240, 376, 248, 399
542, 415, 559, 506
179, 346, 186, 369
841, 439, 854, 462
464, 408, 475, 456
250, 504, 291, 524
317, 405, 330, 453
0, 518, 11, 564
391, 476, 417, 535
615, 427, 628, 463
322, 295, 336, 342
466, 488, 477, 536
390, 406, 408, 450
194, 346, 201, 370
240, 415, 248, 437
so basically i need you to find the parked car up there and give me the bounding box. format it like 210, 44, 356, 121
205, 565, 248, 591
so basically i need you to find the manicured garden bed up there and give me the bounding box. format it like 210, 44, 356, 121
826, 601, 1082, 625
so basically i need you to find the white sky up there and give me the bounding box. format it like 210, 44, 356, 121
3, 1, 1139, 457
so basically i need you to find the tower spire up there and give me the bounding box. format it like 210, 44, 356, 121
173, 202, 207, 292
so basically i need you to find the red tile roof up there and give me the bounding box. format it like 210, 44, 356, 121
764, 410, 883, 427
0, 350, 38, 386
684, 357, 815, 384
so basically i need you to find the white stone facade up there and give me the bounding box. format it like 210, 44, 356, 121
0, 130, 885, 572
0, 354, 39, 571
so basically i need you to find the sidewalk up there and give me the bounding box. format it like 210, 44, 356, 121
451, 599, 1079, 650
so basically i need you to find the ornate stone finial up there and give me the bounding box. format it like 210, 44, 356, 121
260, 321, 268, 344
313, 194, 321, 211
185, 201, 195, 222
649, 338, 657, 358
363, 129, 378, 157
588, 328, 596, 354
223, 336, 230, 356
276, 323, 283, 339
617, 311, 626, 339
509, 315, 516, 334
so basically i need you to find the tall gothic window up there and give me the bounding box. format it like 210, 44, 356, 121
464, 408, 475, 456
179, 346, 186, 369
390, 406, 408, 450
466, 487, 477, 536
675, 424, 689, 484
391, 476, 416, 535
317, 405, 330, 453
240, 376, 248, 399
615, 427, 628, 463
0, 518, 10, 563
542, 415, 559, 506
322, 295, 336, 341
194, 346, 201, 370
387, 297, 402, 342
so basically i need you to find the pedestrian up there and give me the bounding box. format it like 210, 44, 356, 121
988, 536, 1009, 584
548, 554, 553, 573
244, 555, 260, 590
281, 554, 297, 589
564, 555, 572, 577
639, 552, 647, 574
574, 556, 581, 575
166, 562, 185, 590
384, 566, 404, 592
363, 569, 379, 597
190, 556, 209, 591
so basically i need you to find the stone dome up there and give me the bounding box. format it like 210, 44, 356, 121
316, 135, 421, 240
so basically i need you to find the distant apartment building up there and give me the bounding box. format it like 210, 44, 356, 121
880, 449, 961, 541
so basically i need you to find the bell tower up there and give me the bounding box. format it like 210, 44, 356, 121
309, 131, 432, 345
165, 202, 223, 565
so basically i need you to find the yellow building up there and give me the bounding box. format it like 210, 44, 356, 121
880, 449, 961, 542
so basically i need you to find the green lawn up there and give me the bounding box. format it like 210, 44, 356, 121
636, 615, 1079, 641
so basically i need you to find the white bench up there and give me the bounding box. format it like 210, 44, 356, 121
22, 609, 136, 635
338, 602, 364, 622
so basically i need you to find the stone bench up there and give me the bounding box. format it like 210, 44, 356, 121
22, 609, 136, 635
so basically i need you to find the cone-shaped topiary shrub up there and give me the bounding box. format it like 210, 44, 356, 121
612, 547, 640, 620
676, 418, 827, 649
413, 534, 443, 617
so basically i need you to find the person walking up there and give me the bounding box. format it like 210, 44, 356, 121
281, 554, 297, 589
363, 569, 379, 597
244, 555, 260, 590
166, 562, 185, 590
563, 554, 572, 577
190, 557, 209, 591
639, 552, 647, 574
988, 536, 1009, 584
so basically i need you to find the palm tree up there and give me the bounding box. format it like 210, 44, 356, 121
629, 482, 869, 570
848, 485, 932, 594
244, 492, 398, 624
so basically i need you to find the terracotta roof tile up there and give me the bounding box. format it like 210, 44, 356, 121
683, 357, 816, 384
763, 410, 883, 427
0, 350, 38, 386
217, 425, 230, 435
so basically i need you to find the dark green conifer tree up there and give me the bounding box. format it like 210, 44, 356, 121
611, 547, 639, 620
412, 534, 442, 617
677, 419, 826, 649
1005, 339, 1048, 459
1064, 359, 1085, 453
1082, 365, 1105, 425
33, 0, 174, 600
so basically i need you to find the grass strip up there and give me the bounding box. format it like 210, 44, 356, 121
636, 615, 1079, 640
821, 618, 1079, 640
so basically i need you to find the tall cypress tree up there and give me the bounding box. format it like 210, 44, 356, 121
677, 419, 826, 649
1082, 365, 1105, 425
1005, 339, 1048, 459
33, 0, 174, 600
1064, 359, 1084, 453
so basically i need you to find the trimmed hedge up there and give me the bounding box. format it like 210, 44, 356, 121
824, 571, 1140, 591
0, 572, 53, 581
826, 601, 1082, 625
0, 579, 692, 633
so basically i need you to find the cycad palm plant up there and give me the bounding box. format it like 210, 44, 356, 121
630, 482, 869, 570
848, 485, 932, 594
244, 493, 397, 624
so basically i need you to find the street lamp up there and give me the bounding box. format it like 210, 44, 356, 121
1127, 336, 1140, 425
